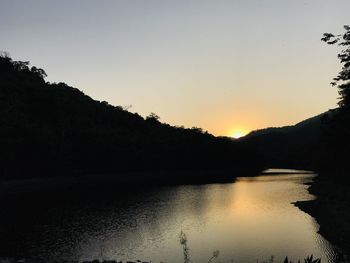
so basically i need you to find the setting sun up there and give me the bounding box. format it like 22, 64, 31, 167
231, 130, 248, 139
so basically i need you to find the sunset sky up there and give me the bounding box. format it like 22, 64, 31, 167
1, 0, 349, 137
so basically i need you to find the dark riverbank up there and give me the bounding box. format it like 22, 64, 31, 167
295, 175, 350, 257
0, 168, 267, 197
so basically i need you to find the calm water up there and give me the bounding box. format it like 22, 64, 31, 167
0, 172, 339, 262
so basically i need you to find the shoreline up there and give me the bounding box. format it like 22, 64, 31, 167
0, 169, 258, 196
294, 175, 350, 258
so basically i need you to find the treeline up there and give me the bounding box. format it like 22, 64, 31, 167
316, 26, 350, 180
238, 25, 350, 176
0, 54, 264, 182
237, 113, 325, 170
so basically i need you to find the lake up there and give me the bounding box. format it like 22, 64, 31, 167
0, 170, 339, 262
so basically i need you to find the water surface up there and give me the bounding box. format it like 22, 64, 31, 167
0, 172, 338, 262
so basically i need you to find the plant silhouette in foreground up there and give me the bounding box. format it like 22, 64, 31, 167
179, 232, 322, 263
179, 230, 220, 263
179, 231, 192, 263
208, 250, 220, 263
304, 255, 321, 263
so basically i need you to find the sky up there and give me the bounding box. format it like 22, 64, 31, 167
1, 0, 349, 137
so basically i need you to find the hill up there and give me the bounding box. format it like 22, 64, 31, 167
0, 55, 264, 184
237, 111, 336, 169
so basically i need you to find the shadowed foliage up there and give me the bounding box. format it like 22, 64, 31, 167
293, 25, 350, 257
0, 54, 264, 183
317, 25, 350, 178
237, 113, 328, 170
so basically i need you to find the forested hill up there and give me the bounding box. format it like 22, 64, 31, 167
238, 111, 336, 170
0, 55, 264, 182
245, 113, 325, 138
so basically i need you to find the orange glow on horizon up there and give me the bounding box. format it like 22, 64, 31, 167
230, 129, 248, 139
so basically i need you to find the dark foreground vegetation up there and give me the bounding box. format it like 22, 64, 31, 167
294, 26, 350, 257
0, 53, 264, 184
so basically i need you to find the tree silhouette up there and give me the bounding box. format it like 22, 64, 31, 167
317, 25, 350, 178
146, 112, 160, 121
321, 25, 350, 108
0, 54, 264, 181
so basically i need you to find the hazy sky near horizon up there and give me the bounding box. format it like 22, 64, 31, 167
1, 0, 349, 136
